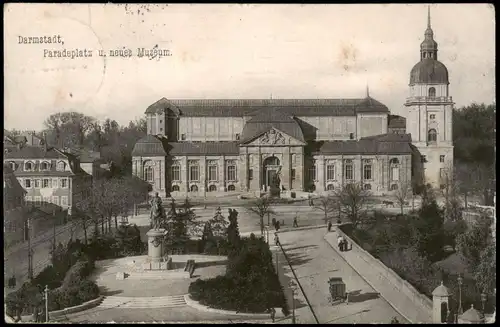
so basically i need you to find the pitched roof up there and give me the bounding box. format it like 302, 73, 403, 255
361, 133, 412, 142
313, 134, 413, 155
145, 97, 389, 117
168, 142, 240, 155
4, 146, 68, 159
388, 115, 406, 129
131, 135, 168, 157
240, 110, 305, 143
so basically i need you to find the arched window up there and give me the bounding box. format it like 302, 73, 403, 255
208, 184, 217, 192
57, 161, 66, 171
227, 185, 236, 192
427, 129, 437, 143
24, 162, 33, 171
390, 158, 400, 182
428, 87, 436, 98
171, 185, 180, 192
390, 184, 398, 191
364, 184, 372, 190
389, 158, 399, 165
326, 184, 334, 191
40, 161, 50, 171
190, 185, 199, 192
144, 166, 154, 182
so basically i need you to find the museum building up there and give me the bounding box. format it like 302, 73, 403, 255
131, 9, 453, 198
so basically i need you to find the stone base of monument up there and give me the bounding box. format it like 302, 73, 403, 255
142, 256, 172, 271
142, 228, 171, 271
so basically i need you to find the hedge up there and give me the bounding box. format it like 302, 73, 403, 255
188, 235, 289, 315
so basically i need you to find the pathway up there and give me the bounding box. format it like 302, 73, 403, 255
323, 231, 433, 323
99, 295, 187, 309
276, 228, 407, 324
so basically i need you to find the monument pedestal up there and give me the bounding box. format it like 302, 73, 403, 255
143, 229, 171, 271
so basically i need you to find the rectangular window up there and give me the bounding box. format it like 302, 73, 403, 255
248, 169, 253, 180
60, 178, 68, 188
189, 162, 199, 181
363, 164, 372, 180
171, 165, 180, 181
24, 179, 31, 188
391, 167, 400, 181
430, 114, 436, 120
61, 196, 68, 207
309, 162, 317, 181
344, 163, 353, 180
226, 163, 236, 181
291, 168, 296, 180
326, 164, 335, 180
34, 196, 41, 206
208, 165, 218, 181
34, 179, 40, 188
42, 179, 50, 188
440, 155, 445, 163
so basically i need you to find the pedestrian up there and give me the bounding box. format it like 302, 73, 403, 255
275, 220, 280, 231
337, 235, 343, 251
270, 307, 276, 322
293, 216, 298, 228
272, 217, 277, 229
32, 306, 39, 322
327, 221, 332, 232
344, 239, 349, 251
274, 234, 280, 246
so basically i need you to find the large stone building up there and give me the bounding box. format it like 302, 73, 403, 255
132, 9, 453, 198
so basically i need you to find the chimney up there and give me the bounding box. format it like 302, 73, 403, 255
42, 132, 48, 152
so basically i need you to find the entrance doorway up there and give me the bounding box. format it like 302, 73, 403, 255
262, 156, 281, 192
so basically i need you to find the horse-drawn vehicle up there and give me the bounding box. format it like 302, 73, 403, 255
328, 277, 347, 304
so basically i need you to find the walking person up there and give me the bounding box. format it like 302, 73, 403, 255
270, 307, 276, 323
327, 220, 332, 232
337, 235, 343, 251
275, 220, 280, 231
293, 216, 298, 228
274, 234, 280, 246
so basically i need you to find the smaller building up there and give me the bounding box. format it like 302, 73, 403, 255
3, 163, 27, 248
3, 144, 92, 215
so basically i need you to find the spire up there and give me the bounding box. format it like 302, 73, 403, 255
366, 84, 370, 98
427, 5, 431, 29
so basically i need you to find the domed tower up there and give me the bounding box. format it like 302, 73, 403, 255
405, 6, 454, 188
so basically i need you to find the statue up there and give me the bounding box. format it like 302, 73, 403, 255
150, 192, 165, 230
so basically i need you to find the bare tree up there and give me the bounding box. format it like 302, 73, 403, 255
313, 193, 337, 223
393, 180, 412, 215
247, 197, 277, 236
333, 182, 371, 228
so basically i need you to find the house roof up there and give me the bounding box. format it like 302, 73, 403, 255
168, 142, 240, 156
240, 110, 305, 143
313, 134, 413, 155
4, 146, 68, 159
144, 97, 389, 117
131, 135, 168, 157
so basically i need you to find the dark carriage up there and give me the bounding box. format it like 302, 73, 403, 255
328, 277, 347, 304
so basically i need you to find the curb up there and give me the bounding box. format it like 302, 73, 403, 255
322, 233, 413, 324
275, 223, 336, 234
183, 294, 285, 319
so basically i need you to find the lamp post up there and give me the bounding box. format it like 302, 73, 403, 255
288, 281, 297, 324
27, 215, 33, 281
44, 285, 49, 322
457, 275, 463, 315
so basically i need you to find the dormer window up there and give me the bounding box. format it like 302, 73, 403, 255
57, 161, 66, 171
40, 161, 50, 171
24, 162, 33, 171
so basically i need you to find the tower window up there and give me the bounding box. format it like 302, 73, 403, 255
428, 87, 436, 97
427, 129, 437, 143
440, 155, 445, 163
181, 134, 186, 140
430, 114, 436, 120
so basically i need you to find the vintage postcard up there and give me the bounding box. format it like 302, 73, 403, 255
4, 3, 495, 324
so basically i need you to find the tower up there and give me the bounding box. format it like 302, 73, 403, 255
405, 6, 454, 188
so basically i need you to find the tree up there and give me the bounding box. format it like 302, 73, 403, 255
393, 180, 412, 215
414, 198, 446, 262
474, 242, 496, 295
247, 197, 277, 236
44, 112, 96, 149
333, 182, 370, 228
209, 207, 229, 238
165, 198, 201, 252
313, 194, 337, 223
456, 214, 492, 267
227, 208, 241, 250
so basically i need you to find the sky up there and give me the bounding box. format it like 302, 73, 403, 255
3, 3, 496, 131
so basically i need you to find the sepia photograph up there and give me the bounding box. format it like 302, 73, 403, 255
3, 3, 496, 324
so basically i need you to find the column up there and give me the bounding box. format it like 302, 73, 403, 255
182, 156, 188, 195
255, 148, 262, 192
239, 151, 248, 192
317, 156, 325, 192
282, 147, 291, 191
382, 156, 389, 191
296, 149, 304, 191
219, 155, 226, 192
200, 156, 206, 196
356, 155, 362, 184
